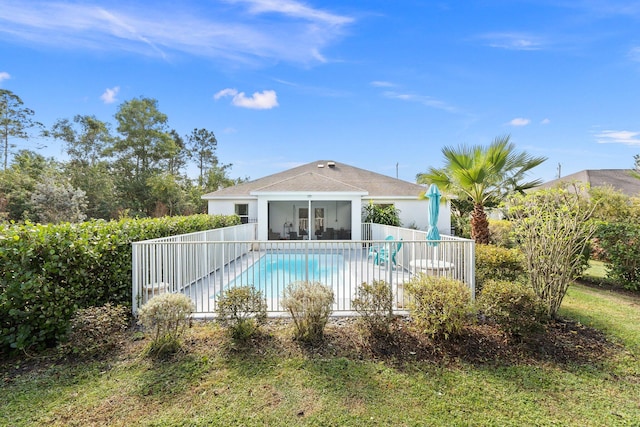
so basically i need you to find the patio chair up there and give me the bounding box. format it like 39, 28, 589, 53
368, 235, 394, 259
374, 238, 403, 266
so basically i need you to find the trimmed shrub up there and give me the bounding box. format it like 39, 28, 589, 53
475, 244, 526, 293
478, 280, 547, 339
64, 303, 129, 356
596, 221, 640, 291
281, 281, 334, 343
138, 293, 194, 357
216, 286, 267, 341
0, 214, 238, 352
405, 275, 473, 340
352, 280, 394, 337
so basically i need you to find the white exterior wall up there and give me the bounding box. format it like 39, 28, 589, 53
368, 198, 451, 235
206, 195, 451, 238
207, 199, 258, 220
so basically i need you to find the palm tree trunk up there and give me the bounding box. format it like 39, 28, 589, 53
471, 203, 490, 244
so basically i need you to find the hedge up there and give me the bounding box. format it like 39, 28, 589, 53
0, 214, 239, 352
596, 221, 640, 291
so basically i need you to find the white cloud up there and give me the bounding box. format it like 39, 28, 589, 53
214, 88, 239, 100
382, 91, 457, 113
0, 72, 10, 83
100, 86, 120, 104
0, 0, 353, 66
479, 32, 545, 51
541, 118, 551, 125
229, 0, 353, 26
629, 46, 640, 62
214, 88, 279, 109
595, 130, 640, 146
509, 117, 531, 126
370, 81, 395, 88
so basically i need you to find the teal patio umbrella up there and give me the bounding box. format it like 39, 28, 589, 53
426, 184, 441, 246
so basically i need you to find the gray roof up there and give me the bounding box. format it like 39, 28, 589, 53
538, 169, 640, 197
202, 160, 427, 199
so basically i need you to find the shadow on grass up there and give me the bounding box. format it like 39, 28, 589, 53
134, 352, 212, 399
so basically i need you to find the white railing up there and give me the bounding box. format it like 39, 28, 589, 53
132, 223, 258, 313
132, 223, 475, 317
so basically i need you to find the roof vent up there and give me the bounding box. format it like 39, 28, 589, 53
317, 163, 325, 168
327, 161, 336, 168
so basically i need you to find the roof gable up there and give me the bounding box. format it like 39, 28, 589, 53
203, 160, 427, 199
253, 172, 367, 193
538, 169, 640, 197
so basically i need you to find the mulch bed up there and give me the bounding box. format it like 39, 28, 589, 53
0, 315, 621, 383
222, 315, 620, 369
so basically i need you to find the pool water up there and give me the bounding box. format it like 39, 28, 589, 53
227, 252, 344, 298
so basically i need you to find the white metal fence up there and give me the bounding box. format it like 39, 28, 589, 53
132, 223, 475, 317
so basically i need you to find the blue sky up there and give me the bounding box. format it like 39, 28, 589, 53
2, 0, 640, 183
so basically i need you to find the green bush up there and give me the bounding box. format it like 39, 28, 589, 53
478, 280, 547, 339
352, 280, 394, 337
475, 244, 526, 293
488, 219, 516, 248
138, 293, 194, 357
281, 281, 334, 343
596, 221, 640, 291
405, 275, 473, 340
509, 187, 598, 318
0, 214, 238, 352
64, 303, 130, 356
216, 286, 267, 341
362, 201, 401, 226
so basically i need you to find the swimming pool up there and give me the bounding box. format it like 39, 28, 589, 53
226, 252, 344, 298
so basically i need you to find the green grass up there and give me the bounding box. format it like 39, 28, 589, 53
584, 259, 608, 279
2, 286, 640, 426
560, 283, 640, 354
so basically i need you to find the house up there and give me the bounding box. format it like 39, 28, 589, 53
537, 169, 640, 197
202, 160, 451, 241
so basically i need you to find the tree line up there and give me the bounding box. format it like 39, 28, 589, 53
0, 89, 246, 223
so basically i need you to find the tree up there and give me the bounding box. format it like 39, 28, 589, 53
147, 173, 193, 216
64, 161, 117, 220
631, 154, 640, 180
187, 128, 220, 188
167, 129, 189, 176
509, 186, 597, 318
417, 135, 546, 244
0, 149, 59, 221
48, 115, 118, 219
30, 175, 88, 223
49, 115, 112, 166
111, 97, 175, 176
109, 98, 177, 216
0, 89, 43, 170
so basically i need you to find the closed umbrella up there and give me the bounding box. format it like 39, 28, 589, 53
426, 184, 441, 246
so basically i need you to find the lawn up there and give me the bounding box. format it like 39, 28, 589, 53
1, 283, 639, 426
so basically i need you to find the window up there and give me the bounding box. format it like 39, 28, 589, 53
235, 204, 249, 224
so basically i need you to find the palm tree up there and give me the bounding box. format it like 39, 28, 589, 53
417, 135, 547, 244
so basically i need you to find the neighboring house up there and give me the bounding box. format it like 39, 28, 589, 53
537, 169, 640, 197
202, 160, 451, 241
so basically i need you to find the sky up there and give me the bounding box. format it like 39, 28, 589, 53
1, 0, 640, 184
